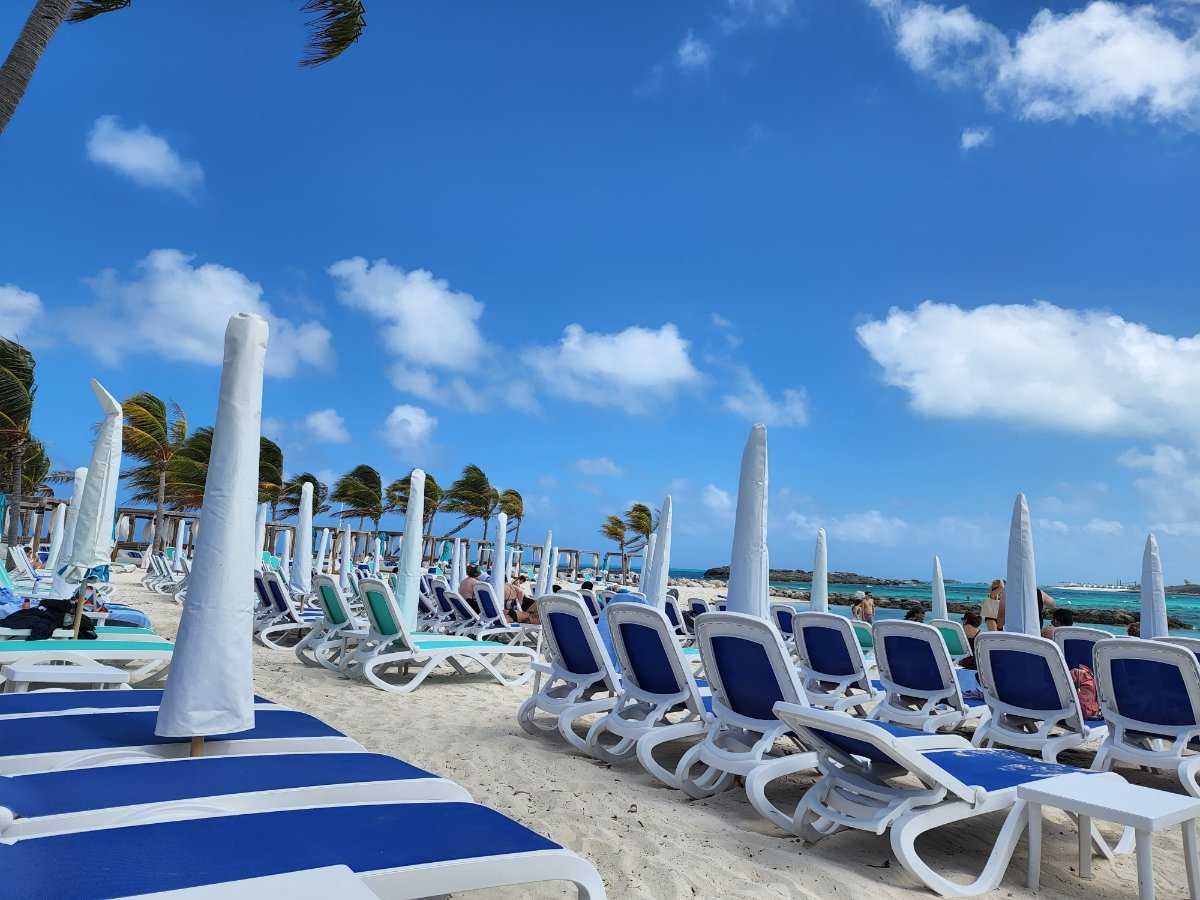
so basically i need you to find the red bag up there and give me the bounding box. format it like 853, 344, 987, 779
1071, 664, 1100, 719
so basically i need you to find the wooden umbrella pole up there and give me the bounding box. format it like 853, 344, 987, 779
71, 583, 85, 638
189, 736, 205, 757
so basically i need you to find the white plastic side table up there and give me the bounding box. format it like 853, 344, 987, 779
1020, 772, 1200, 899
2, 661, 131, 693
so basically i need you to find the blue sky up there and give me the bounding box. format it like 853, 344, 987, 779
3, 0, 1200, 583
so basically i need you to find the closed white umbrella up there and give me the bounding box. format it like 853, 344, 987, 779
450, 537, 462, 588
490, 512, 508, 606
44, 502, 66, 574
278, 527, 292, 582
550, 547, 561, 591
254, 504, 266, 566
395, 469, 426, 627
290, 482, 314, 598
645, 496, 672, 609
172, 519, 186, 572
642, 533, 657, 591
156, 312, 268, 744
53, 469, 88, 596
314, 527, 330, 575
810, 527, 828, 613
536, 530, 553, 596
726, 424, 770, 619
338, 521, 352, 592
931, 555, 948, 620
1004, 493, 1039, 637
1140, 533, 1168, 639
141, 518, 155, 569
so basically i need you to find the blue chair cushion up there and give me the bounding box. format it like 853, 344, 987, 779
0, 690, 275, 716
923, 748, 1096, 793
16, 802, 559, 899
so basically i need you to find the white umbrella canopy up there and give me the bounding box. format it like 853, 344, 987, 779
536, 530, 553, 596
290, 482, 314, 598
1140, 533, 1168, 639
1004, 493, 1040, 637
338, 522, 352, 592
931, 555, 948, 620
254, 504, 267, 566
53, 382, 122, 600
156, 312, 268, 739
44, 502, 66, 574
645, 496, 672, 609
810, 528, 829, 613
395, 469, 426, 627
314, 527, 330, 575
52, 469, 88, 597
726, 423, 770, 619
372, 537, 383, 574
490, 512, 508, 606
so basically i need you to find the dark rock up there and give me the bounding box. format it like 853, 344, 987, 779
702, 566, 920, 586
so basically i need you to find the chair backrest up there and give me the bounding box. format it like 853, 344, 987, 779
606, 603, 706, 717
264, 571, 295, 618
688, 598, 709, 618
536, 594, 619, 688
792, 612, 873, 693
928, 618, 969, 660
1053, 626, 1111, 672
974, 632, 1086, 728
873, 619, 963, 703
1094, 638, 1200, 741
447, 591, 478, 625
771, 603, 796, 636
433, 583, 454, 616
252, 571, 274, 612
695, 612, 808, 727
663, 597, 684, 632
358, 576, 413, 648
851, 619, 874, 650
579, 590, 601, 619
313, 574, 350, 627
475, 582, 508, 626
1155, 636, 1200, 658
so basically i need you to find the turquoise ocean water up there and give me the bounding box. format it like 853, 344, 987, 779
667, 568, 1200, 634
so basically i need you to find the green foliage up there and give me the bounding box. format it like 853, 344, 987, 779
299, 0, 368, 66
278, 471, 332, 519
385, 472, 443, 533
258, 437, 285, 510
331, 464, 384, 526
443, 464, 501, 538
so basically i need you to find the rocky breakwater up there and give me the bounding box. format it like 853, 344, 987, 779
701, 566, 920, 586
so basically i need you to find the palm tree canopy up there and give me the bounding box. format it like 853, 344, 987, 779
0, 337, 36, 444
258, 437, 285, 509
331, 464, 384, 522
278, 472, 332, 519
601, 515, 627, 546
624, 503, 654, 550
66, 0, 366, 67
385, 472, 442, 524
121, 392, 187, 467
443, 464, 499, 534
162, 426, 213, 511
498, 488, 523, 524
0, 440, 59, 496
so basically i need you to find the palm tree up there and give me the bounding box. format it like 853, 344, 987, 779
120, 392, 187, 552
161, 427, 213, 511
16, 442, 69, 496
601, 514, 629, 581
499, 488, 524, 543
0, 0, 367, 137
623, 503, 654, 552
442, 464, 500, 539
277, 472, 331, 520
385, 472, 443, 535
258, 437, 285, 517
0, 337, 36, 553
331, 464, 384, 533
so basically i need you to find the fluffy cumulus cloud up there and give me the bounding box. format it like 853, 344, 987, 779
858, 300, 1200, 437
868, 1, 1200, 127
677, 30, 713, 70
524, 323, 702, 415
1085, 517, 1124, 535
304, 408, 351, 444
0, 284, 43, 340
702, 483, 734, 512
571, 457, 626, 478
72, 249, 331, 377
960, 126, 991, 150
382, 404, 437, 451
721, 367, 808, 427
86, 116, 204, 196
1119, 444, 1188, 477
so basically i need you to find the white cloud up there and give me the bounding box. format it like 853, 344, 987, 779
524, 323, 702, 415
571, 457, 626, 478
73, 249, 331, 378
1119, 444, 1188, 477
786, 509, 910, 546
1037, 517, 1070, 534
86, 116, 203, 196
711, 313, 733, 328
304, 408, 350, 444
721, 367, 808, 427
869, 1, 1200, 127
1085, 517, 1124, 535
382, 404, 437, 451
960, 126, 991, 150
677, 30, 713, 70
0, 284, 43, 340
858, 300, 1200, 437
702, 483, 734, 512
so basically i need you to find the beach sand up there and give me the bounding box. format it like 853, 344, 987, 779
110, 572, 1194, 899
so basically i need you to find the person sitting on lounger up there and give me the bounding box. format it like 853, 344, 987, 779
459, 566, 481, 610
904, 606, 926, 623
962, 611, 983, 650
1042, 607, 1073, 639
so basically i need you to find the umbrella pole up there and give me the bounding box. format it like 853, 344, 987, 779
189, 736, 205, 757
71, 583, 86, 638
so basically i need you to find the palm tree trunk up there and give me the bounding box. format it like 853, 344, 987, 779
0, 0, 75, 137
154, 468, 166, 554
4, 438, 26, 556
481, 518, 488, 542
513, 518, 521, 544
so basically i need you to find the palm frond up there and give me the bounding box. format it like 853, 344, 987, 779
330, 464, 384, 523
0, 338, 35, 435
298, 0, 366, 67
67, 0, 132, 24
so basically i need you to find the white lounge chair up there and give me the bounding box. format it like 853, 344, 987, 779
473, 582, 540, 648
972, 632, 1107, 762
791, 611, 882, 714
256, 571, 326, 650
585, 603, 711, 787
928, 618, 971, 664
1053, 625, 1111, 672
0, 644, 173, 688
294, 574, 367, 671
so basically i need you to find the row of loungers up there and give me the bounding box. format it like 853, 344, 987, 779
520, 595, 1199, 895
0, 687, 605, 898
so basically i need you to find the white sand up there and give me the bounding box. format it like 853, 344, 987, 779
108, 573, 1193, 898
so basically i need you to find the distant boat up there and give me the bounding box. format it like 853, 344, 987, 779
1053, 581, 1139, 593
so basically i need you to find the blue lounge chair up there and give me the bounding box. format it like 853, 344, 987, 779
256, 571, 326, 649
928, 618, 971, 664
767, 703, 1128, 898
1053, 625, 1111, 672
474, 583, 540, 647
871, 620, 988, 733
791, 612, 883, 714
0, 688, 280, 720
770, 603, 795, 641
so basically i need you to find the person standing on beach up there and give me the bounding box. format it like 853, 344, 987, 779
861, 591, 876, 624
982, 579, 1003, 631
